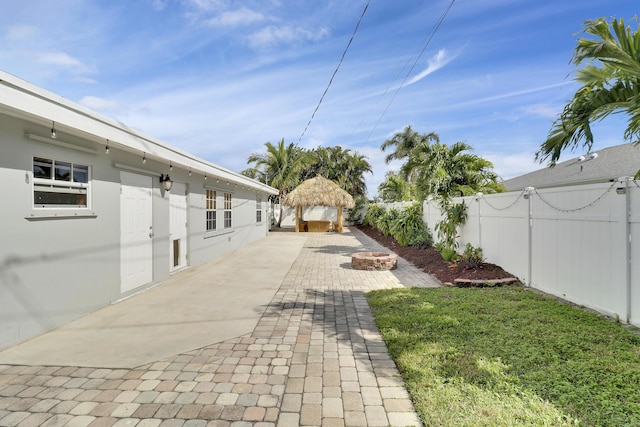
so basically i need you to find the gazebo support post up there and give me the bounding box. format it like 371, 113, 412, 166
337, 206, 343, 233
295, 206, 300, 232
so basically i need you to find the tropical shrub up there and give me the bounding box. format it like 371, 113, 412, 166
390, 202, 432, 247
434, 199, 467, 253
440, 247, 458, 262
363, 203, 385, 227
346, 195, 368, 225
459, 243, 484, 268
376, 208, 399, 237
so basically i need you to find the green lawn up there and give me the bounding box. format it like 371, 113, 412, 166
366, 286, 640, 426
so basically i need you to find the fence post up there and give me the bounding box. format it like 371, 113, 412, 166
619, 177, 632, 324
525, 187, 535, 286
475, 193, 482, 249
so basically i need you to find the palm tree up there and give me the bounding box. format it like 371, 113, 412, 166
247, 139, 315, 227
378, 171, 413, 202
380, 125, 440, 164
402, 141, 505, 199
341, 151, 372, 196
302, 146, 372, 197
537, 17, 640, 167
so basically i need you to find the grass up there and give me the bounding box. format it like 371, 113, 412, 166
366, 285, 640, 426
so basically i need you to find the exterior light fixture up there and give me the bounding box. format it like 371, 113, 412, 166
188, 168, 192, 176
105, 140, 110, 154
51, 121, 57, 139
169, 161, 173, 171
160, 174, 173, 191
204, 173, 208, 180
524, 186, 535, 199
142, 152, 147, 164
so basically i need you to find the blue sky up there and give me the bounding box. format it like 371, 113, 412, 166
1, 0, 636, 196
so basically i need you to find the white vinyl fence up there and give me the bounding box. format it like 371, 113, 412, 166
422, 178, 640, 327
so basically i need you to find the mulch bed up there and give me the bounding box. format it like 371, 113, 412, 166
356, 225, 516, 285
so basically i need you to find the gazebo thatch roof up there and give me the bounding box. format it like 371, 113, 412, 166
283, 176, 355, 208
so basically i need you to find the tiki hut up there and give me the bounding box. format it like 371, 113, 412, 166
283, 176, 355, 233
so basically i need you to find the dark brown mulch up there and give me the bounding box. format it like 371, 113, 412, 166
356, 225, 516, 284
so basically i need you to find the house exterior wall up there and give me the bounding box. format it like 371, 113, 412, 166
0, 104, 274, 350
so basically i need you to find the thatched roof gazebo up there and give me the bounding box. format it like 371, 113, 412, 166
283, 176, 355, 233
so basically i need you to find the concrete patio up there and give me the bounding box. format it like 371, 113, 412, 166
0, 227, 440, 427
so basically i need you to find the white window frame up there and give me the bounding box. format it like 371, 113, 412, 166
256, 196, 263, 223
224, 192, 232, 229
32, 156, 91, 210
205, 189, 217, 231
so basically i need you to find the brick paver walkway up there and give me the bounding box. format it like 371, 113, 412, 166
0, 228, 439, 427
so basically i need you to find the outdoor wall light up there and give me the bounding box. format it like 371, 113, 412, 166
51, 121, 57, 139
142, 152, 147, 164
160, 174, 173, 191
105, 140, 110, 154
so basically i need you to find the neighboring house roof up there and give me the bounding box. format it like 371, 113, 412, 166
502, 142, 640, 191
0, 70, 278, 195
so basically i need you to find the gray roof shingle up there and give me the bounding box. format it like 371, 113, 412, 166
502, 143, 640, 191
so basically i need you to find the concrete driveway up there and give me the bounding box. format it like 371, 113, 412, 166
0, 233, 307, 369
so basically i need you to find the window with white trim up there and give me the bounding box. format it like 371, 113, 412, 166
33, 157, 90, 208
224, 192, 232, 228
206, 189, 217, 231
256, 196, 262, 223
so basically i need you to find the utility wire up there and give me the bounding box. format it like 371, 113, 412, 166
368, 0, 456, 139
298, 1, 370, 143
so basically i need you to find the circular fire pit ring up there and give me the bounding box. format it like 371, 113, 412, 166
351, 252, 397, 271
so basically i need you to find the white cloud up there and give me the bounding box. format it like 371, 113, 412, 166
79, 96, 126, 114
204, 7, 265, 27
184, 0, 227, 13
150, 0, 167, 11
406, 49, 455, 86
35, 52, 94, 74
456, 82, 571, 109
484, 151, 541, 180
247, 25, 330, 50
74, 77, 98, 85
5, 25, 37, 41
523, 103, 561, 119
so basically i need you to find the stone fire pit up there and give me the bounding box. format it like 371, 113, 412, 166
351, 252, 398, 271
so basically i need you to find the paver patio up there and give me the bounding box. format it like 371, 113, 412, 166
0, 228, 439, 426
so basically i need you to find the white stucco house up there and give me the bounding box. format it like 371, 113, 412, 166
0, 70, 278, 350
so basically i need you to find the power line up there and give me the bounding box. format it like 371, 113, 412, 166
368, 0, 456, 139
298, 1, 370, 144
